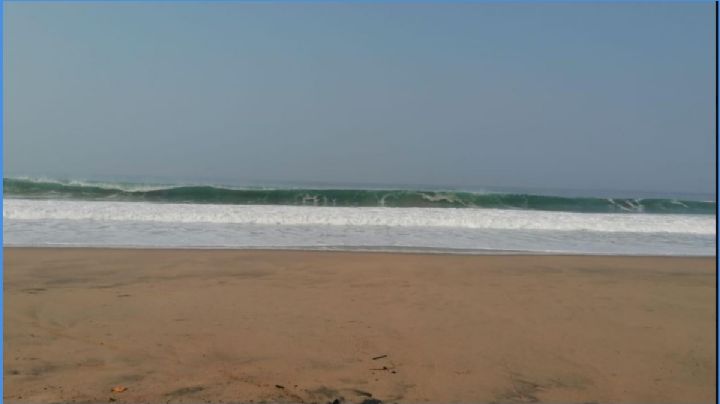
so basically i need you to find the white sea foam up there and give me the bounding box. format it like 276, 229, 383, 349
3, 199, 715, 255
3, 198, 714, 234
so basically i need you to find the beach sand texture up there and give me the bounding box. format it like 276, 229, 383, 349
4, 248, 716, 403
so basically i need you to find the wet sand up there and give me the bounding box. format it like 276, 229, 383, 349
3, 248, 716, 403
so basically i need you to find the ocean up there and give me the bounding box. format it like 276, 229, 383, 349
3, 177, 716, 255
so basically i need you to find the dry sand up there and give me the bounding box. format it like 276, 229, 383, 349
3, 248, 716, 403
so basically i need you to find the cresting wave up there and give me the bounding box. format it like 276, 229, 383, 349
4, 199, 714, 235
4, 178, 716, 214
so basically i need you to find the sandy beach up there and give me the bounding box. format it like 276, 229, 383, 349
3, 248, 716, 404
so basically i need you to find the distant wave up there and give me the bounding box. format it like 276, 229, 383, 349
4, 178, 715, 215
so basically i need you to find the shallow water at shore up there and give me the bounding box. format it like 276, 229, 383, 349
4, 199, 716, 256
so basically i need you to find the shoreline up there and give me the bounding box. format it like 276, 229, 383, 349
4, 244, 717, 258
4, 248, 716, 403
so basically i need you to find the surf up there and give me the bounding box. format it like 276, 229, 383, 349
4, 178, 715, 215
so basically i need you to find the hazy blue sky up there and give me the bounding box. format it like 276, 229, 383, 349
4, 2, 716, 195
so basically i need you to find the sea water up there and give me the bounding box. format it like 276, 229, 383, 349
3, 178, 716, 255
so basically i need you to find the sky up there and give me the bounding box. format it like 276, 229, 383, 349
3, 1, 716, 196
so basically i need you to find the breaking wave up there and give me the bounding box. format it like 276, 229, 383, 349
4, 178, 715, 215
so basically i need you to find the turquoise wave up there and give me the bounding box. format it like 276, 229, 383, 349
3, 178, 715, 214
